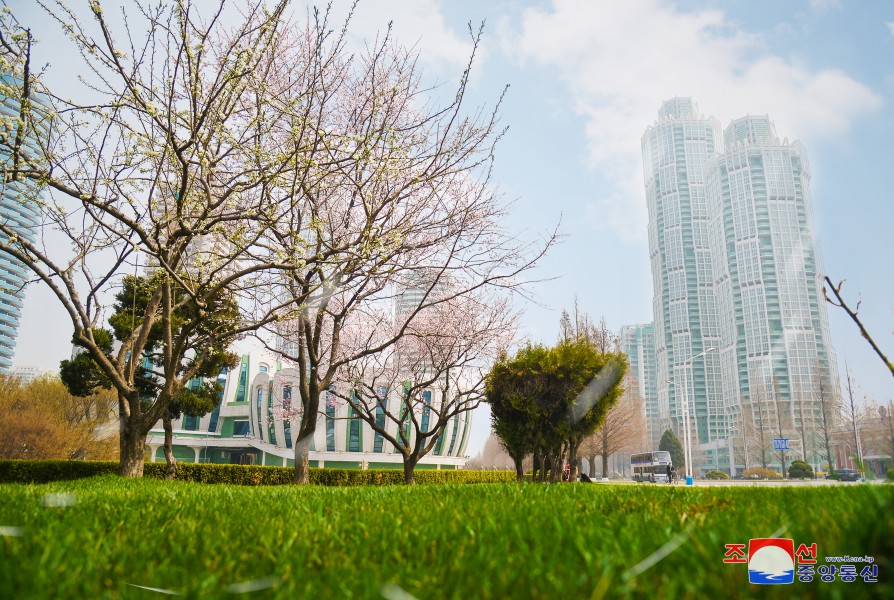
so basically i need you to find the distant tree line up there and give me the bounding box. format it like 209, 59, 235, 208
0, 374, 117, 460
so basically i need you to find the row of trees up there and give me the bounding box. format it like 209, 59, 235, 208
0, 1, 553, 482
725, 362, 886, 477
486, 308, 628, 482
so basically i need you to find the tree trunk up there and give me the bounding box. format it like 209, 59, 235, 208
163, 414, 177, 480
589, 455, 597, 478
119, 418, 146, 478
533, 448, 542, 482
403, 458, 417, 485
549, 453, 561, 483
513, 454, 525, 482
293, 430, 313, 484
568, 442, 579, 482
601, 453, 609, 479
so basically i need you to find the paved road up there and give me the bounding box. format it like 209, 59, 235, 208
620, 479, 886, 487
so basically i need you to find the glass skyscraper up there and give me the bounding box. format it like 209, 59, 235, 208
641, 98, 724, 453
706, 115, 837, 467
0, 77, 48, 372
635, 99, 837, 473
620, 323, 659, 447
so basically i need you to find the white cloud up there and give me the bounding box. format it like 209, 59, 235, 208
502, 0, 882, 241
886, 21, 894, 36
316, 0, 477, 74
809, 0, 841, 12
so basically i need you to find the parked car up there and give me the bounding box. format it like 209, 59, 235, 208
836, 469, 860, 482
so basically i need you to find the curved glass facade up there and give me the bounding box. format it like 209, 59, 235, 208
0, 76, 49, 372
633, 99, 838, 474
147, 347, 471, 468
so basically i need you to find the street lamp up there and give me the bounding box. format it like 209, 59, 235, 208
667, 347, 715, 485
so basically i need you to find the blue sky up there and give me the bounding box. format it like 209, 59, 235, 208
11, 0, 893, 456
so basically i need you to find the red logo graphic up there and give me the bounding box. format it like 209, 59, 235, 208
748, 538, 795, 585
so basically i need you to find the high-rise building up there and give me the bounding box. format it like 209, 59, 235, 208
641, 98, 724, 457
620, 323, 659, 447
639, 99, 838, 474
706, 115, 837, 467
0, 77, 49, 372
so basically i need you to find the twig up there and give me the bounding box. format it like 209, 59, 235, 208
823, 276, 894, 378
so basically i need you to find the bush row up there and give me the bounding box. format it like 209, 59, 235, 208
0, 459, 118, 483
0, 460, 514, 486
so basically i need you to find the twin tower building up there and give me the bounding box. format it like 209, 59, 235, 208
622, 97, 837, 475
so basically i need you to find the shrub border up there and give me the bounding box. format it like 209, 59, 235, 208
0, 460, 514, 486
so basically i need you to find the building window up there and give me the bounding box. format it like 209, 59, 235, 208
282, 385, 291, 411
233, 420, 250, 436
233, 356, 249, 403
259, 363, 269, 373
395, 382, 412, 452
208, 404, 220, 433
447, 416, 460, 455
373, 387, 387, 453
284, 419, 292, 449
256, 386, 264, 438
421, 390, 431, 434
325, 390, 336, 452
183, 415, 198, 431
211, 366, 227, 431
347, 398, 362, 452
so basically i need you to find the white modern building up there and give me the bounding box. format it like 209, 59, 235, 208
146, 340, 472, 469
9, 365, 54, 384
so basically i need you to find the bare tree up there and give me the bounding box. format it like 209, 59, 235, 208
816, 370, 838, 474
322, 292, 515, 483
793, 381, 808, 463
0, 1, 357, 475
885, 401, 894, 468
841, 360, 865, 472
260, 19, 554, 483
745, 392, 770, 470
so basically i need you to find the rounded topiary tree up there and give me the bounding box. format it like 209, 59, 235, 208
705, 470, 729, 480
788, 460, 814, 480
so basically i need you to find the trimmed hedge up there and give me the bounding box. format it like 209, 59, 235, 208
0, 460, 118, 483
0, 460, 514, 486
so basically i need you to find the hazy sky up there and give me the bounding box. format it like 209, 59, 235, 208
11, 0, 893, 457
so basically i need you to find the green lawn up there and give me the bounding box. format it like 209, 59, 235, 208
0, 477, 890, 598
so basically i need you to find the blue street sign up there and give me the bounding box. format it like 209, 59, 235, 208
773, 438, 789, 451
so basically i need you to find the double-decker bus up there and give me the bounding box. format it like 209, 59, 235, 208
631, 451, 673, 482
